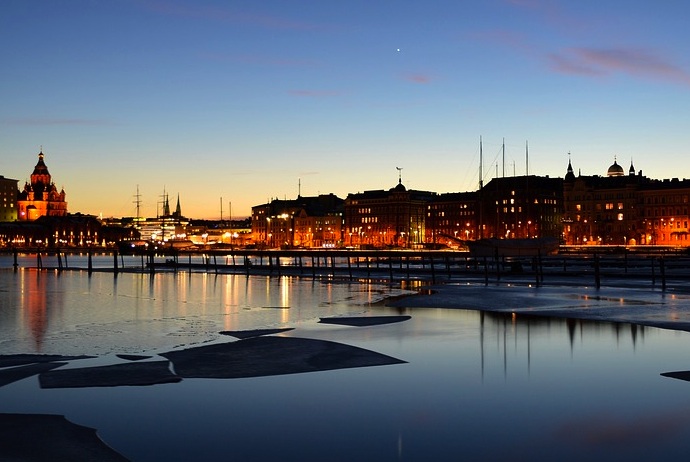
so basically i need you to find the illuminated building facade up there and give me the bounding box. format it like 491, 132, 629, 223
0, 175, 19, 222
640, 180, 690, 245
563, 159, 690, 246
17, 150, 67, 221
252, 194, 344, 248
479, 175, 563, 240
344, 180, 435, 248
425, 192, 478, 246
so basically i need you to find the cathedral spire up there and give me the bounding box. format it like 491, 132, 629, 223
565, 152, 575, 181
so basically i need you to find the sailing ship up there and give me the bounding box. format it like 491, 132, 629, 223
468, 137, 560, 257
464, 236, 559, 257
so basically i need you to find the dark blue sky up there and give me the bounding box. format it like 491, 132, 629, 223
2, 0, 689, 218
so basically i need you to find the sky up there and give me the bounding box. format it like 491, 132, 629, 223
2, 0, 690, 219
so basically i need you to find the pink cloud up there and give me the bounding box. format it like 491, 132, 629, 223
548, 47, 690, 86
402, 73, 433, 84
468, 29, 534, 55
503, 0, 593, 33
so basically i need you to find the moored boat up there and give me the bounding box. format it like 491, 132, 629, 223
465, 237, 559, 257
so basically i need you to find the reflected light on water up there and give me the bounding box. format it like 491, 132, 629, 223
4, 261, 690, 460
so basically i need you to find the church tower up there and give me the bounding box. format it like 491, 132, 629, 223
17, 149, 68, 220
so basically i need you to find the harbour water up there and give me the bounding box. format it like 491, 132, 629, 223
2, 257, 690, 461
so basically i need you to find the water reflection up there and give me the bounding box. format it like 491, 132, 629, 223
0, 271, 67, 353
476, 310, 652, 383
3, 267, 690, 461
0, 270, 410, 355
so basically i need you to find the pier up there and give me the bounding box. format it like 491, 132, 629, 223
5, 247, 690, 291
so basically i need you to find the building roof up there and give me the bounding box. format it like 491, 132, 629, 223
607, 159, 625, 177
32, 151, 51, 178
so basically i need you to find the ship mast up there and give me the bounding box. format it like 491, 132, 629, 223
133, 185, 142, 221
479, 136, 483, 239
502, 137, 505, 178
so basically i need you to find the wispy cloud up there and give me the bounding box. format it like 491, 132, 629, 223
143, 0, 328, 31
469, 29, 533, 55
548, 47, 690, 86
288, 89, 341, 97
503, 0, 592, 33
401, 73, 433, 84
1, 118, 113, 126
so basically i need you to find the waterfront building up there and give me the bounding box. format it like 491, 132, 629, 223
17, 150, 68, 221
479, 175, 563, 240
344, 180, 435, 248
185, 218, 252, 247
563, 159, 645, 245
562, 158, 690, 246
425, 191, 478, 247
0, 175, 19, 222
252, 194, 344, 248
42, 214, 102, 246
0, 213, 103, 247
639, 179, 690, 245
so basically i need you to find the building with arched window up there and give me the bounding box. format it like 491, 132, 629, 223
563, 158, 690, 246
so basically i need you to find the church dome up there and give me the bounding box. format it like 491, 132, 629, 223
607, 159, 624, 177
392, 181, 406, 192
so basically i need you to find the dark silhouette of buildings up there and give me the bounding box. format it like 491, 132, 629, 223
5, 147, 690, 249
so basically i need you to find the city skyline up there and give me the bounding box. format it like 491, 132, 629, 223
2, 1, 690, 219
